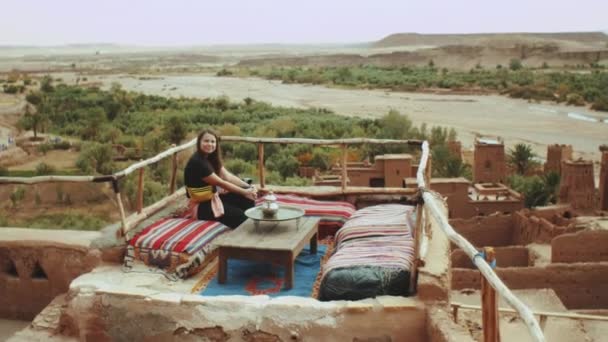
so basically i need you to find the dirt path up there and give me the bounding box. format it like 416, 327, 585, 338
80, 73, 607, 162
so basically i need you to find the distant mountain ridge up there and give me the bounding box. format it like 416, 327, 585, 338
374, 32, 608, 48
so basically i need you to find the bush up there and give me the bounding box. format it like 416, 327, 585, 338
76, 142, 114, 174
566, 93, 585, 106
10, 186, 25, 208
36, 162, 56, 175
509, 59, 523, 71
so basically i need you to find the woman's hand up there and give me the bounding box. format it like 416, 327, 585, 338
242, 187, 258, 201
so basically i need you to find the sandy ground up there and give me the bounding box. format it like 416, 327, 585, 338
0, 319, 30, 341
7, 150, 79, 171
81, 73, 608, 162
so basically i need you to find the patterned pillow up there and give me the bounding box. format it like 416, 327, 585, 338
125, 218, 230, 279
256, 194, 356, 238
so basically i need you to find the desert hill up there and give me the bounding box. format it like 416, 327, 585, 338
238, 31, 608, 70
373, 32, 608, 49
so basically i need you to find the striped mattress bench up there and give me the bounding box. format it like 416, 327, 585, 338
124, 218, 231, 280
318, 204, 416, 301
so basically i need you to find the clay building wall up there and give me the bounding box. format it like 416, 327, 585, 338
321, 154, 412, 187
511, 209, 580, 245
449, 214, 514, 247
427, 179, 523, 219
429, 178, 470, 218
0, 242, 101, 320
559, 159, 595, 211
600, 150, 608, 211
464, 199, 524, 218
544, 144, 573, 174
451, 263, 608, 309
451, 246, 530, 269
473, 141, 506, 184
552, 230, 608, 263
382, 156, 412, 187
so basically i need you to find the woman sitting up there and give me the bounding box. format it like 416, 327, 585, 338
184, 128, 258, 228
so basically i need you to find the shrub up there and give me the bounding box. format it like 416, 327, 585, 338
566, 93, 585, 106
10, 186, 25, 208
36, 162, 56, 175
509, 59, 523, 71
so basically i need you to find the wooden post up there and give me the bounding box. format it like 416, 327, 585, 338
481, 247, 500, 342
258, 143, 265, 189
111, 180, 128, 238
409, 203, 424, 294
452, 303, 460, 323
137, 167, 144, 214
169, 151, 178, 194
341, 144, 348, 191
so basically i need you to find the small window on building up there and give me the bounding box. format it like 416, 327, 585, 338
369, 178, 385, 188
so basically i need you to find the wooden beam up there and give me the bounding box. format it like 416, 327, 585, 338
169, 152, 178, 194
341, 144, 348, 191
481, 247, 500, 342
451, 302, 608, 322
258, 143, 265, 189
223, 136, 424, 146
137, 167, 144, 213
110, 180, 128, 238
409, 203, 424, 294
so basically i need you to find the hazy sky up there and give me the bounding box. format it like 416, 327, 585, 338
1, 0, 607, 46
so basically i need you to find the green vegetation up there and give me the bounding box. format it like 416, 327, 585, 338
507, 143, 539, 175
509, 171, 560, 208
234, 65, 608, 111
5, 79, 472, 230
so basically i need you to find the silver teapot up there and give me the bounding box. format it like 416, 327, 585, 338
261, 191, 279, 217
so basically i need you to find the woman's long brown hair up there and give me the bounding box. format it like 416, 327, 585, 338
196, 128, 223, 172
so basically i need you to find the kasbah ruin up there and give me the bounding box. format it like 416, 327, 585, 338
1, 132, 607, 341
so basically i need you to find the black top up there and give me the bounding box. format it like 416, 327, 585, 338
184, 152, 216, 202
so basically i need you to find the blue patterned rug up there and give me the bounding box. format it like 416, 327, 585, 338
200, 245, 327, 297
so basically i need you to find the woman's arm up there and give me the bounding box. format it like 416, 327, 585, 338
203, 172, 257, 201
218, 167, 251, 188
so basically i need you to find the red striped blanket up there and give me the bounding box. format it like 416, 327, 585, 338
255, 194, 356, 238
126, 218, 231, 279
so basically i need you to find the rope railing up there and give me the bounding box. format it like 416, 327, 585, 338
416, 141, 545, 342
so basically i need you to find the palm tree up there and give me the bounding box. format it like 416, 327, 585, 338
508, 143, 538, 175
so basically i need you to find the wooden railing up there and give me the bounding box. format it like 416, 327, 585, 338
0, 136, 423, 237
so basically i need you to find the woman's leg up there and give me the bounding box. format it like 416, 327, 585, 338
196, 199, 248, 229
220, 192, 255, 211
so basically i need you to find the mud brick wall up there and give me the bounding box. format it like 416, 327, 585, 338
0, 242, 100, 320
451, 246, 530, 269
511, 211, 579, 245
449, 214, 514, 247
452, 263, 608, 309
552, 230, 608, 263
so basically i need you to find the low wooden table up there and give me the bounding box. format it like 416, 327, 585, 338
216, 216, 320, 290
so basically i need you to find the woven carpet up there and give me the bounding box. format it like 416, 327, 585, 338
194, 240, 333, 298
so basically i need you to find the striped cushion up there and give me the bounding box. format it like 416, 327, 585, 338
126, 218, 230, 279
319, 204, 416, 300
256, 194, 355, 238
